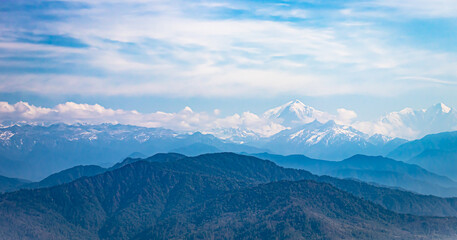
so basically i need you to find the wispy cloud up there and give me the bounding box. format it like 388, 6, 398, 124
397, 76, 457, 85
0, 0, 457, 99
368, 0, 457, 18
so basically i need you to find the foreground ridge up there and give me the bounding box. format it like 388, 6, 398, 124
1, 153, 457, 239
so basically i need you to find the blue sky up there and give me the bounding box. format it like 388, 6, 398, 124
1, 0, 457, 122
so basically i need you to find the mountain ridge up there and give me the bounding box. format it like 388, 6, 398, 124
0, 124, 264, 180
388, 131, 457, 180
252, 152, 457, 197
2, 153, 457, 239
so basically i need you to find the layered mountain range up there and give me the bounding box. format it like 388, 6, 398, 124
0, 124, 263, 180
1, 100, 457, 180
388, 131, 457, 181
3, 153, 457, 239
0, 121, 399, 180
252, 153, 457, 197
1, 100, 457, 239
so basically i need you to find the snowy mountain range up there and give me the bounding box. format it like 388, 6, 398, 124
213, 100, 457, 143
0, 124, 264, 180
355, 103, 457, 139
205, 127, 262, 144
206, 99, 457, 159
259, 120, 406, 160
1, 100, 457, 178
206, 100, 404, 158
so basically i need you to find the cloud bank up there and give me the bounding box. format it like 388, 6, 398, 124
0, 101, 286, 137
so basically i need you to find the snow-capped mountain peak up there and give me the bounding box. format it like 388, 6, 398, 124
354, 102, 457, 140
398, 107, 415, 115
427, 102, 452, 114
367, 134, 394, 145
262, 119, 402, 160
263, 99, 331, 127
271, 120, 368, 146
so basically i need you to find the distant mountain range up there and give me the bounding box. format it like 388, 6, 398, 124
388, 131, 457, 181
0, 122, 400, 180
24, 165, 106, 189
210, 100, 457, 141
2, 100, 457, 180
2, 153, 457, 239
259, 120, 406, 160
0, 175, 30, 193
0, 124, 264, 180
363, 102, 457, 139
0, 153, 187, 192
210, 100, 457, 159
252, 153, 457, 197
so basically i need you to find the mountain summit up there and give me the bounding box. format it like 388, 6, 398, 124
263, 100, 331, 127
429, 102, 452, 114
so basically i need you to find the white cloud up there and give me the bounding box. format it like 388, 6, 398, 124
353, 117, 419, 140
336, 108, 357, 125
0, 102, 53, 119
397, 76, 457, 85
0, 102, 15, 113
0, 101, 287, 137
